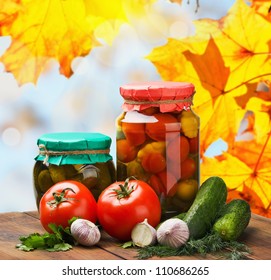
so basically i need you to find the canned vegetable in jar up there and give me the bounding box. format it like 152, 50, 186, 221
116, 81, 200, 220
33, 132, 116, 208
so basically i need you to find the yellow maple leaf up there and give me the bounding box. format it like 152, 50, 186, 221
0, 0, 155, 85
1, 0, 97, 84
202, 112, 271, 217
201, 135, 271, 217
213, 0, 271, 88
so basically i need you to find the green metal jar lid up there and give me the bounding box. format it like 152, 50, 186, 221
35, 132, 113, 165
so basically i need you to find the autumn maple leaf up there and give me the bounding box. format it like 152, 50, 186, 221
213, 0, 271, 88
0, 0, 97, 84
201, 131, 271, 217
184, 38, 230, 103
0, 0, 156, 85
201, 82, 271, 218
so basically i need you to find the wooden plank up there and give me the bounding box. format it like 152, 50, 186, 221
25, 211, 40, 219
0, 212, 121, 260
0, 211, 270, 260
239, 214, 271, 260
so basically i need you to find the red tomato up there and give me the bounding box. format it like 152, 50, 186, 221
157, 170, 177, 196
122, 122, 146, 146
167, 135, 190, 163
149, 174, 165, 196
145, 113, 179, 141
141, 152, 166, 173
180, 157, 197, 179
97, 178, 161, 241
169, 157, 197, 181
39, 180, 97, 232
149, 171, 177, 197
189, 136, 199, 154
117, 139, 138, 163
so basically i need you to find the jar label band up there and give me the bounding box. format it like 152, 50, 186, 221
123, 95, 194, 105
38, 144, 110, 165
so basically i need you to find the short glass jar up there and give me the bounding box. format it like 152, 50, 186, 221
116, 81, 200, 220
33, 132, 115, 208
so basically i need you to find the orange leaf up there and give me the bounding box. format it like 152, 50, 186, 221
235, 82, 271, 109
183, 37, 230, 103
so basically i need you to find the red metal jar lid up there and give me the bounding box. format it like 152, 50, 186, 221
120, 81, 195, 113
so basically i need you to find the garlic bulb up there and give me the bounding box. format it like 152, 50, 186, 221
70, 219, 101, 246
157, 218, 189, 248
131, 219, 157, 247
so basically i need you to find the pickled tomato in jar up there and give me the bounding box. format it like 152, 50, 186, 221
116, 81, 199, 220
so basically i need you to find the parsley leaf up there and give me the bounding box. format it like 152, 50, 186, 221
16, 224, 75, 252
46, 243, 73, 252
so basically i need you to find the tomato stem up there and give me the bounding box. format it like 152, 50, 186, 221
113, 177, 135, 200
47, 187, 77, 208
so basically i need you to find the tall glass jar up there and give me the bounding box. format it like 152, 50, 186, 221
116, 81, 199, 220
33, 132, 115, 208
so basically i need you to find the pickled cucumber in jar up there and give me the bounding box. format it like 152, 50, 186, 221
33, 132, 115, 208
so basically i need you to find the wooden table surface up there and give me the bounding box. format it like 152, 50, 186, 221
0, 211, 270, 260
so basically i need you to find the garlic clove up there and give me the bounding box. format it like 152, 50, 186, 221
131, 218, 157, 247
157, 218, 189, 248
70, 218, 101, 247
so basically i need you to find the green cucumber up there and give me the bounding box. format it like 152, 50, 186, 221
175, 212, 187, 220
183, 176, 227, 240
213, 199, 251, 241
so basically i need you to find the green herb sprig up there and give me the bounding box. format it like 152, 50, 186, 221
16, 222, 76, 252
136, 233, 251, 260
